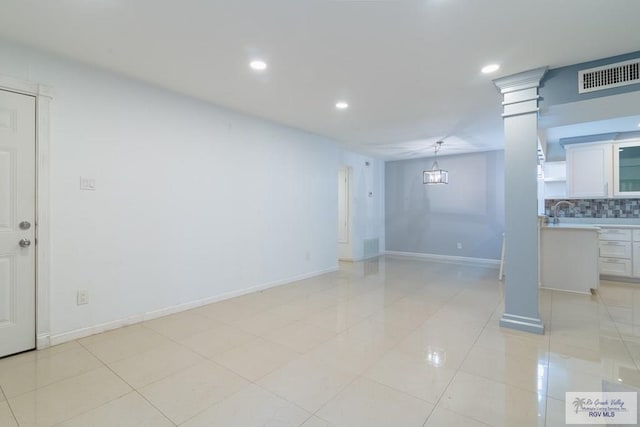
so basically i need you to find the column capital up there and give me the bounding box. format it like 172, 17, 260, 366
493, 67, 548, 94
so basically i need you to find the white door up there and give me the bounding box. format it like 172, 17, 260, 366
0, 89, 36, 358
337, 167, 349, 244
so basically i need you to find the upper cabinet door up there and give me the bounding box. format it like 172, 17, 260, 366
614, 139, 640, 197
566, 143, 613, 198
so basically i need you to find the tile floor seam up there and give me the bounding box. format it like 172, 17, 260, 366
421, 406, 437, 427
205, 349, 279, 384
298, 414, 330, 427
77, 326, 177, 365
1, 387, 20, 427
362, 374, 438, 406
167, 379, 252, 427
137, 356, 231, 397
249, 381, 317, 424
130, 390, 178, 427
439, 370, 544, 427
47, 389, 136, 427
98, 355, 178, 427
599, 291, 640, 373
421, 406, 484, 427
420, 297, 504, 427
252, 350, 358, 416
0, 356, 108, 402
9, 366, 133, 427
318, 375, 435, 427
0, 342, 80, 372
543, 289, 555, 427
307, 372, 362, 418
143, 321, 262, 365
143, 320, 232, 344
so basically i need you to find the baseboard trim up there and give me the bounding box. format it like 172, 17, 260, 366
49, 265, 339, 346
339, 253, 382, 263
540, 285, 592, 295
385, 251, 500, 267
50, 314, 146, 345
499, 313, 545, 335
36, 333, 51, 350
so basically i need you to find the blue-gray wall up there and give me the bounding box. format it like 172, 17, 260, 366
385, 150, 505, 260
541, 50, 640, 107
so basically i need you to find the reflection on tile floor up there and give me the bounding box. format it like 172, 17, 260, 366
1, 256, 639, 426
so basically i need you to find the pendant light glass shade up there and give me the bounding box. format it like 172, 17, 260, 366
423, 141, 448, 184
423, 163, 448, 184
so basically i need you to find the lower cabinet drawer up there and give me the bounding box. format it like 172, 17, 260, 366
599, 241, 632, 258
599, 258, 632, 277
600, 228, 632, 241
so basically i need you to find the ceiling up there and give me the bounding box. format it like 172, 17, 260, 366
1, 0, 640, 159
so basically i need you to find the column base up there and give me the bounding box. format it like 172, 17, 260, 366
499, 313, 544, 335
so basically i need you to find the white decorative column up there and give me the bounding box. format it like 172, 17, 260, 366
494, 67, 547, 335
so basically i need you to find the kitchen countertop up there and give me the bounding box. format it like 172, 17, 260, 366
542, 223, 601, 231
542, 217, 640, 227
590, 224, 640, 229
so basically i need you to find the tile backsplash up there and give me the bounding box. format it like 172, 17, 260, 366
545, 199, 640, 218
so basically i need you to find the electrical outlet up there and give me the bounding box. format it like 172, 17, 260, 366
80, 176, 96, 191
456, 242, 462, 249
77, 290, 89, 305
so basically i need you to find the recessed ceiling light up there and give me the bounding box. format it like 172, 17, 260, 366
335, 101, 349, 110
249, 60, 267, 71
481, 64, 500, 74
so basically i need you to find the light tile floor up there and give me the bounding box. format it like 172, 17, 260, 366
1, 256, 639, 426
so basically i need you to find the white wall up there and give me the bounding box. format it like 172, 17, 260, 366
386, 150, 504, 260
0, 40, 343, 341
338, 151, 385, 261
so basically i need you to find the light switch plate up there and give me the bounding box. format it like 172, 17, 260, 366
77, 290, 89, 305
80, 176, 96, 191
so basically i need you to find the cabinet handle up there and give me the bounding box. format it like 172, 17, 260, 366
606, 259, 623, 263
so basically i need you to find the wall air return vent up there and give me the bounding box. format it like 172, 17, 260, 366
578, 58, 640, 94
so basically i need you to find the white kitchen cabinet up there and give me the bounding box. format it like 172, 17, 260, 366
634, 242, 640, 277
541, 226, 599, 294
614, 139, 640, 197
566, 143, 613, 198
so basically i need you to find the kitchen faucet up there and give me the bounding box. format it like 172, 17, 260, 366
551, 200, 575, 224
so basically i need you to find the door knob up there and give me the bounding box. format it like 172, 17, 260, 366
19, 239, 31, 248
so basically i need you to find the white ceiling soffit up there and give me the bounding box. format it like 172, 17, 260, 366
1, 1, 640, 160
547, 116, 640, 145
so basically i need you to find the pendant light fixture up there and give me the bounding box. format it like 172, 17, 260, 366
423, 141, 448, 184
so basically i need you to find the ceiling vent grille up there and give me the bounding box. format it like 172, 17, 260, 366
578, 58, 640, 94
